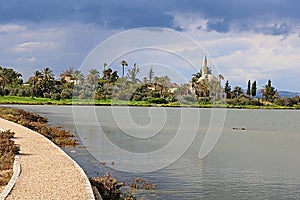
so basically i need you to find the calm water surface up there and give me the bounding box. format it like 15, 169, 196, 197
7, 105, 300, 199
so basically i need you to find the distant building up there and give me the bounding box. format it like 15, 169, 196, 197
192, 56, 223, 99
146, 83, 167, 93
198, 56, 219, 83
61, 76, 81, 85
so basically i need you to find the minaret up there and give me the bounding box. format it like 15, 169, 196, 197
202, 55, 208, 75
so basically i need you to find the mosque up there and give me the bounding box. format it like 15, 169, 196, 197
192, 56, 222, 98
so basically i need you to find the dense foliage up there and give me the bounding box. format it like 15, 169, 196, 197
0, 64, 299, 107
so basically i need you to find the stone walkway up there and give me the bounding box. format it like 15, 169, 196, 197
0, 117, 95, 200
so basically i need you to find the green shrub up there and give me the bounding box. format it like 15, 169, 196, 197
17, 88, 27, 97
198, 97, 211, 105
51, 93, 61, 100
43, 93, 51, 98
61, 88, 73, 100
181, 95, 198, 104
9, 88, 18, 96
147, 98, 168, 104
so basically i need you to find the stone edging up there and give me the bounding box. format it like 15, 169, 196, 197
0, 126, 96, 200
0, 155, 21, 200
40, 136, 96, 200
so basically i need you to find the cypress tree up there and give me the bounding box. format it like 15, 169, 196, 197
224, 80, 231, 98
246, 80, 251, 98
251, 81, 257, 97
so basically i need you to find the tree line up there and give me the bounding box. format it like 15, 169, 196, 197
223, 79, 300, 107
0, 62, 177, 103
1, 64, 300, 107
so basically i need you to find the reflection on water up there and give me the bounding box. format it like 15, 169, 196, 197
6, 105, 300, 199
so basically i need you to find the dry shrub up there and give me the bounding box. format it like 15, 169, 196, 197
0, 130, 19, 186
0, 107, 77, 146
0, 169, 13, 186
90, 173, 135, 200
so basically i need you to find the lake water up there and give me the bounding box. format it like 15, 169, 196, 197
6, 105, 300, 199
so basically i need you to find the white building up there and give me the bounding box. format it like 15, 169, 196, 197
198, 56, 219, 83
193, 56, 222, 98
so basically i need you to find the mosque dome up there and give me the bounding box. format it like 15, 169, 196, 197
197, 56, 219, 83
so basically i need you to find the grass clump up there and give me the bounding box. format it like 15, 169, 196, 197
0, 130, 20, 186
0, 107, 77, 146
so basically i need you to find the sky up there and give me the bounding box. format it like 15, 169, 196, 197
0, 0, 300, 92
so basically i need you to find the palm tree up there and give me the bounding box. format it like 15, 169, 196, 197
191, 71, 202, 83
0, 68, 8, 89
121, 60, 128, 77
33, 70, 42, 96
0, 67, 22, 89
41, 67, 54, 81
40, 67, 55, 95
201, 80, 210, 97
73, 70, 84, 85
85, 69, 100, 86
27, 70, 42, 97
60, 67, 74, 82
103, 63, 108, 71
148, 67, 154, 83
218, 74, 224, 82
127, 63, 140, 83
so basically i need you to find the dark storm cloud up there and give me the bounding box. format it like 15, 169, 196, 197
0, 0, 299, 35
176, 0, 300, 35
180, 0, 300, 20
0, 0, 174, 28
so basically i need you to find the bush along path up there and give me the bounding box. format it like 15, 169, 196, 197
0, 107, 142, 199
0, 116, 95, 199
0, 130, 19, 189
0, 107, 77, 146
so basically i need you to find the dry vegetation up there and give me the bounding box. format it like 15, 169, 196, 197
90, 173, 159, 200
90, 173, 136, 200
0, 107, 77, 146
0, 130, 19, 186
0, 106, 77, 189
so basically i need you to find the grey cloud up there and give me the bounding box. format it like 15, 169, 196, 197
0, 0, 300, 35
173, 0, 300, 35
0, 0, 174, 28
258, 23, 290, 36
206, 19, 230, 33
206, 20, 292, 36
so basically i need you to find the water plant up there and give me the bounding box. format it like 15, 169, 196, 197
130, 177, 158, 190
90, 173, 136, 200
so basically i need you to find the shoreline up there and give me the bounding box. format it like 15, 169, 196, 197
1, 102, 299, 110
1, 96, 300, 110
0, 117, 95, 199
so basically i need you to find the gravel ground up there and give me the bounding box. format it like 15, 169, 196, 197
0, 117, 95, 200
0, 186, 4, 194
